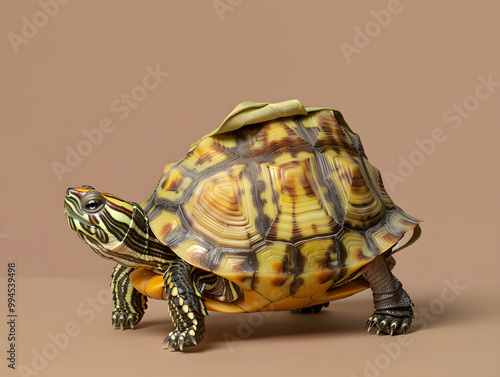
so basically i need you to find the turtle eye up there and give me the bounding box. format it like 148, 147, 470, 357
86, 199, 101, 211
81, 191, 106, 214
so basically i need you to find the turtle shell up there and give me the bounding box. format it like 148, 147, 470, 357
139, 100, 420, 313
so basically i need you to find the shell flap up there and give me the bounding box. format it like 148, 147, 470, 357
190, 100, 309, 151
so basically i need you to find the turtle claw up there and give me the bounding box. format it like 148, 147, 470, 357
112, 311, 140, 330
162, 333, 176, 352
389, 322, 397, 336
366, 316, 378, 332
162, 337, 171, 351
162, 326, 201, 352
127, 317, 135, 330
376, 320, 388, 335
189, 334, 198, 346
178, 337, 185, 351
401, 322, 410, 335
366, 311, 413, 336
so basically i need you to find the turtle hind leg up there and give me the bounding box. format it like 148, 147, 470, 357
292, 302, 330, 314
363, 255, 414, 336
163, 259, 208, 351
110, 264, 148, 330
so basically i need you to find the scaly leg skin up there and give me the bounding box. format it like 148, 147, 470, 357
110, 264, 148, 330
163, 260, 208, 351
362, 255, 413, 336
292, 302, 330, 314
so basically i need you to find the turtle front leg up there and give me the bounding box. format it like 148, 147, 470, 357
110, 264, 148, 330
362, 255, 413, 335
163, 260, 208, 351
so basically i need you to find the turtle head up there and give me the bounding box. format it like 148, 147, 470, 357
64, 186, 149, 265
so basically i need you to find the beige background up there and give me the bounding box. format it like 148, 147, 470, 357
1, 1, 499, 376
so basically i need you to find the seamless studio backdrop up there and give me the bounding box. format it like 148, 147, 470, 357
0, 1, 499, 377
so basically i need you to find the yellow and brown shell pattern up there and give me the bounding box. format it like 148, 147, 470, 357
136, 108, 420, 313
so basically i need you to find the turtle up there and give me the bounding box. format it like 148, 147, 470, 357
64, 99, 421, 351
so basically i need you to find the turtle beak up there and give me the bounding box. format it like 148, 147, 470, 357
64, 188, 82, 215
